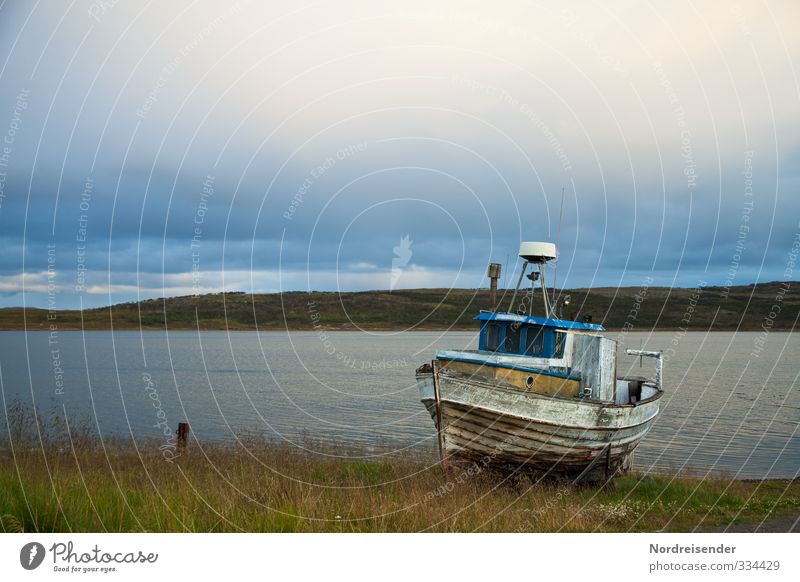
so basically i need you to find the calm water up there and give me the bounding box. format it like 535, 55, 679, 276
0, 329, 797, 479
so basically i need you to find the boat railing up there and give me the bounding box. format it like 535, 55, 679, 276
625, 349, 663, 388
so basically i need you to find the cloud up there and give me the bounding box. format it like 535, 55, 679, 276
0, 271, 54, 294
0, 0, 798, 307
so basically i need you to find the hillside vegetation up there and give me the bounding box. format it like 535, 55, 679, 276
0, 282, 796, 331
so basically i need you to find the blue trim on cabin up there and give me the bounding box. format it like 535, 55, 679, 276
437, 354, 581, 381
474, 311, 605, 331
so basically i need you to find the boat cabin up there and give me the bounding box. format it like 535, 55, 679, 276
431, 311, 627, 402
476, 311, 604, 358
431, 241, 662, 405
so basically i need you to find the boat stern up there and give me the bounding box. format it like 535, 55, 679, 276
415, 362, 437, 420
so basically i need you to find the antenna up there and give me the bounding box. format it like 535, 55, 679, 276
554, 186, 565, 292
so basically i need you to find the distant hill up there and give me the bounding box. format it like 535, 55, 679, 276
0, 282, 796, 331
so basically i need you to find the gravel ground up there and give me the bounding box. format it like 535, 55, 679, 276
696, 513, 799, 533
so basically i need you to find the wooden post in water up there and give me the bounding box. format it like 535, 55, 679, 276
177, 422, 190, 452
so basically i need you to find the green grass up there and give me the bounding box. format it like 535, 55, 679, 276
2, 441, 798, 533
1, 282, 797, 331
2, 402, 798, 533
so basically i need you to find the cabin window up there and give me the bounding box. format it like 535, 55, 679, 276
553, 331, 566, 358
524, 326, 544, 355
485, 323, 501, 351
505, 324, 522, 353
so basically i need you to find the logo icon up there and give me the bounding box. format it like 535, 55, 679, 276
390, 235, 413, 290
20, 542, 46, 570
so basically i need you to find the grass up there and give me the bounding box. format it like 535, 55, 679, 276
1, 405, 798, 532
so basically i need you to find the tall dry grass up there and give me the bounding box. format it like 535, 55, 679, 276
1, 402, 797, 532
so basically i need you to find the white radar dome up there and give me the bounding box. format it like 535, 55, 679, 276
518, 241, 557, 263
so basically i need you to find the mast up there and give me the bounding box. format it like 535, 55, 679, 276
507, 261, 528, 314
540, 265, 551, 318
516, 242, 557, 319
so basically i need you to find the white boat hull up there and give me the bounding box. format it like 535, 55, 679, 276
416, 365, 662, 477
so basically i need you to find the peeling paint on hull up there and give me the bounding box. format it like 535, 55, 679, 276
417, 368, 663, 477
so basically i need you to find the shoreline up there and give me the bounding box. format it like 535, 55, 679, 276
0, 325, 796, 332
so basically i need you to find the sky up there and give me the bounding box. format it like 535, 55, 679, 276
0, 0, 798, 309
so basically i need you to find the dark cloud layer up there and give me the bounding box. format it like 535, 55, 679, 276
0, 1, 798, 308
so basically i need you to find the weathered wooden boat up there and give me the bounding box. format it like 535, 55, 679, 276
416, 241, 663, 480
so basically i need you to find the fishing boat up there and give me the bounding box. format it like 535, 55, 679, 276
415, 241, 663, 481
